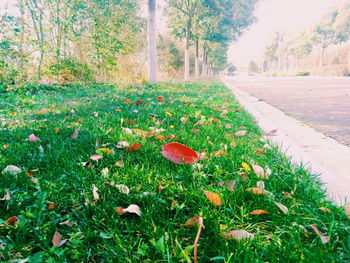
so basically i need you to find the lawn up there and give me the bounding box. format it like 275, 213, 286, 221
0, 80, 349, 262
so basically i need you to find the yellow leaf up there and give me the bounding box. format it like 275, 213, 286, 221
92, 184, 99, 200
96, 148, 114, 156
242, 162, 251, 172
203, 190, 222, 206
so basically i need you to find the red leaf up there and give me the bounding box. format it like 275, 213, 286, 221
162, 142, 199, 164
6, 216, 19, 226
126, 143, 142, 152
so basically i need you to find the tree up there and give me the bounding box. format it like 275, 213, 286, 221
248, 60, 260, 73
148, 0, 157, 83
166, 0, 202, 80
312, 5, 350, 66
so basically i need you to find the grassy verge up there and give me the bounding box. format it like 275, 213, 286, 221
0, 80, 349, 262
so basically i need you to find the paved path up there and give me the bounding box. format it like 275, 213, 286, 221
225, 76, 350, 146
222, 76, 350, 205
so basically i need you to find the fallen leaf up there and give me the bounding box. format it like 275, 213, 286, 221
246, 187, 266, 195
162, 142, 199, 164
6, 216, 19, 226
47, 203, 57, 210
101, 167, 109, 176
96, 148, 114, 156
319, 207, 331, 213
126, 143, 142, 152
254, 148, 263, 155
117, 141, 129, 148
116, 204, 141, 216
282, 192, 293, 199
71, 129, 79, 139
154, 135, 166, 141
156, 95, 164, 101
311, 224, 330, 244
234, 130, 247, 136
212, 118, 221, 123
227, 181, 236, 192
90, 154, 103, 161
28, 134, 40, 142
115, 184, 130, 194
0, 189, 10, 201
256, 181, 265, 190
252, 164, 269, 180
203, 190, 222, 206
275, 202, 288, 214
52, 231, 62, 247
194, 119, 205, 126
230, 140, 236, 148
242, 162, 251, 172
92, 184, 99, 200
263, 143, 272, 149
184, 216, 201, 227
225, 124, 231, 129
180, 117, 188, 124
220, 230, 254, 241
250, 210, 270, 215
123, 127, 133, 134
266, 129, 278, 136
3, 165, 22, 175
115, 160, 124, 167
3, 144, 10, 149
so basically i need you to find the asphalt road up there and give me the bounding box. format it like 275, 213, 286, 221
226, 76, 350, 146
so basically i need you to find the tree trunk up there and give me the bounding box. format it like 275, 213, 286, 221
184, 19, 191, 81
320, 47, 325, 67
202, 46, 206, 77
195, 39, 199, 79
148, 0, 157, 83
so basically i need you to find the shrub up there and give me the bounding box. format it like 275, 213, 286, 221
46, 58, 94, 82
295, 71, 310, 76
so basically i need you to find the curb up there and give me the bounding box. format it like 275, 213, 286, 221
222, 77, 350, 205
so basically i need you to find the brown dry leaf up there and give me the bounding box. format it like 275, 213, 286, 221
230, 139, 237, 148
251, 164, 268, 179
213, 150, 228, 157
266, 129, 278, 136
227, 181, 237, 192
184, 216, 201, 227
225, 124, 232, 129
123, 127, 133, 134
311, 224, 330, 244
116, 204, 141, 217
194, 119, 205, 126
246, 187, 266, 195
0, 189, 10, 201
319, 207, 331, 213
115, 160, 124, 167
71, 129, 79, 139
203, 190, 222, 206
92, 184, 99, 200
263, 143, 272, 149
115, 184, 130, 194
234, 130, 247, 136
90, 154, 103, 161
275, 202, 288, 214
282, 191, 293, 199
220, 230, 255, 241
250, 210, 270, 215
52, 231, 62, 247
55, 127, 60, 133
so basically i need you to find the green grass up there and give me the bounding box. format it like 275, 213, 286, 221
0, 80, 349, 262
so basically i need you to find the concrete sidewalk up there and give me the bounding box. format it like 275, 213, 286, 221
222, 77, 350, 205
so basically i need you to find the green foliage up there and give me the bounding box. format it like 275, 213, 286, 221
46, 58, 94, 82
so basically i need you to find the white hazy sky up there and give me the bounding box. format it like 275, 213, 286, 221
228, 0, 348, 67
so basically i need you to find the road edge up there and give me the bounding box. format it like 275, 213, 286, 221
222, 77, 350, 205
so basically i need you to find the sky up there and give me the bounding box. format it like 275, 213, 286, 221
228, 0, 348, 67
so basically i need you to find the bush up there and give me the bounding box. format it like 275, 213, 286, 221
295, 71, 310, 76
46, 58, 94, 82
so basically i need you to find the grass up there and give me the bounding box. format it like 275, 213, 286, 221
0, 80, 349, 262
